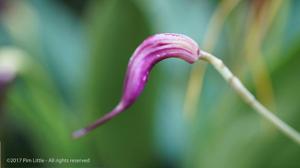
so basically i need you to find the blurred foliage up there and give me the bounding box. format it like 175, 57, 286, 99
0, 0, 300, 168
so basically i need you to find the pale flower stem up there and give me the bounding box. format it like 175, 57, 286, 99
200, 50, 300, 144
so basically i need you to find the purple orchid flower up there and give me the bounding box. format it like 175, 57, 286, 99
73, 33, 201, 138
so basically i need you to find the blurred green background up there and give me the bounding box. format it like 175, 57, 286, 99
0, 0, 300, 167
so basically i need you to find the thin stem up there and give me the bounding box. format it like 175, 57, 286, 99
200, 50, 300, 144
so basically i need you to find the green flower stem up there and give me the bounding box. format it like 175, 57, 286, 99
200, 50, 300, 144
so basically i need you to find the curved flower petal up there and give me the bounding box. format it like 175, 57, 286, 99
73, 33, 200, 138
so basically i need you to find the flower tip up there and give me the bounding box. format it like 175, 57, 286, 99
72, 128, 87, 139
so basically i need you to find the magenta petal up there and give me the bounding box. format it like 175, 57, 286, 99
73, 33, 200, 138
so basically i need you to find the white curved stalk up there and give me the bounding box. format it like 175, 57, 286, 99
200, 50, 300, 144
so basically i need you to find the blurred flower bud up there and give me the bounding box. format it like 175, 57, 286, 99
0, 47, 24, 109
